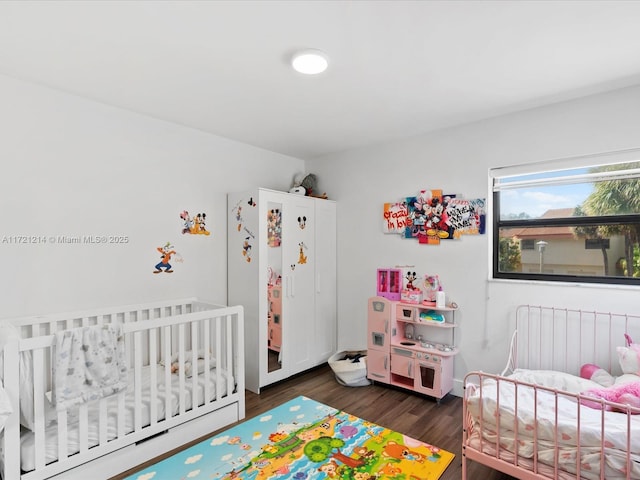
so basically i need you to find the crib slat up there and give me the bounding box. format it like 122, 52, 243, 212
191, 321, 199, 409
215, 317, 223, 402
203, 319, 211, 403
149, 327, 158, 425
33, 347, 47, 471
57, 410, 69, 463
178, 323, 186, 415
3, 336, 21, 480
117, 391, 126, 439
163, 325, 172, 420
134, 330, 143, 432
99, 397, 108, 446
78, 404, 89, 453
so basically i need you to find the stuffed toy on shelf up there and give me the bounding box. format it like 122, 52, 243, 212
289, 173, 328, 199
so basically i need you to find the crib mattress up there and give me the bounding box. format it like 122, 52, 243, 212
466, 370, 640, 479
20, 365, 232, 472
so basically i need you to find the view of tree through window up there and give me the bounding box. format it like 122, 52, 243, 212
493, 162, 640, 284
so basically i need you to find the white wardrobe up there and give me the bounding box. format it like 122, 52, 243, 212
227, 188, 337, 393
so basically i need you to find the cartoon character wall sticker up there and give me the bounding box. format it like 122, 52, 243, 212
234, 205, 243, 231
230, 197, 258, 262
179, 210, 210, 235
297, 242, 308, 265
153, 242, 182, 274
242, 236, 253, 262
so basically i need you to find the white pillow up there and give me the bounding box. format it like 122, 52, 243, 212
510, 369, 602, 394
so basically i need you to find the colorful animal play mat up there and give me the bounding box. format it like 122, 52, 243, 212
125, 396, 454, 480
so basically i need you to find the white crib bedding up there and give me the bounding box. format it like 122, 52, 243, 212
19, 365, 232, 472
466, 369, 640, 479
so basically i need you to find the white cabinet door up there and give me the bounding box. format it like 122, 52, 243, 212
283, 195, 316, 374
259, 190, 290, 388
314, 199, 336, 364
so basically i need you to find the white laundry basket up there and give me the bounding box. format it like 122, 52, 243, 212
328, 350, 371, 387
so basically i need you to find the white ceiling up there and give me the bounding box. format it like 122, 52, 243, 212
3, 1, 640, 160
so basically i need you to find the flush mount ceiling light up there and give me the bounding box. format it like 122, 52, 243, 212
291, 49, 329, 75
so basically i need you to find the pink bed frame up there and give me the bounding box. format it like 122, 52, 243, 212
462, 305, 640, 480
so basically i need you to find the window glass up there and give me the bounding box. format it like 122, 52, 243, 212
493, 162, 640, 284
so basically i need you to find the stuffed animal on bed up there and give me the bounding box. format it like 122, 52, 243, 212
579, 333, 640, 413
579, 381, 640, 413
163, 349, 216, 377
580, 363, 615, 387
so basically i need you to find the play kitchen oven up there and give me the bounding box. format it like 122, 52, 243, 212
390, 345, 454, 399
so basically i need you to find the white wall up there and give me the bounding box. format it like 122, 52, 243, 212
4, 72, 640, 398
0, 74, 304, 318
311, 84, 640, 395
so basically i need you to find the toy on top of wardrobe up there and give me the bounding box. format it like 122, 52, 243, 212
289, 173, 329, 199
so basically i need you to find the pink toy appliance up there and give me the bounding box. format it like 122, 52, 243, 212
377, 268, 402, 300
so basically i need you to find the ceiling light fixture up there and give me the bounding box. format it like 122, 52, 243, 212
291, 49, 329, 75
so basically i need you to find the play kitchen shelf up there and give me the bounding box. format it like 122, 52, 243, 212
367, 296, 458, 401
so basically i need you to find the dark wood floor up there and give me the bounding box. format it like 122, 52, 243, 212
112, 364, 515, 479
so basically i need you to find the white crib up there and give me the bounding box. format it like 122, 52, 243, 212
0, 297, 245, 480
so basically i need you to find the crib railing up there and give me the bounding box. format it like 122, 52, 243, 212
2, 301, 244, 480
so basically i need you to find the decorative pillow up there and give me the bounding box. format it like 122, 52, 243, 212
617, 334, 640, 376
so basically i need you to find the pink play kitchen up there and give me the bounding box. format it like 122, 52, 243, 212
367, 269, 458, 401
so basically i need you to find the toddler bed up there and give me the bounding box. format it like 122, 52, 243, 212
0, 297, 245, 480
463, 305, 640, 480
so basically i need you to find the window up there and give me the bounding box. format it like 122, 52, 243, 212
520, 239, 535, 250
492, 157, 640, 285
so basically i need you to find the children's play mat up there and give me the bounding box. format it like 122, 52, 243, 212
125, 395, 455, 480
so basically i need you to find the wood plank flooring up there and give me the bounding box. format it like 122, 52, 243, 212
112, 364, 515, 480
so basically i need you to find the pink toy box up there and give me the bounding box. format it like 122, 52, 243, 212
401, 289, 423, 304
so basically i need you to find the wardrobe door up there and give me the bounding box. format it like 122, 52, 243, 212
262, 192, 288, 387
314, 199, 336, 364
283, 195, 315, 374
